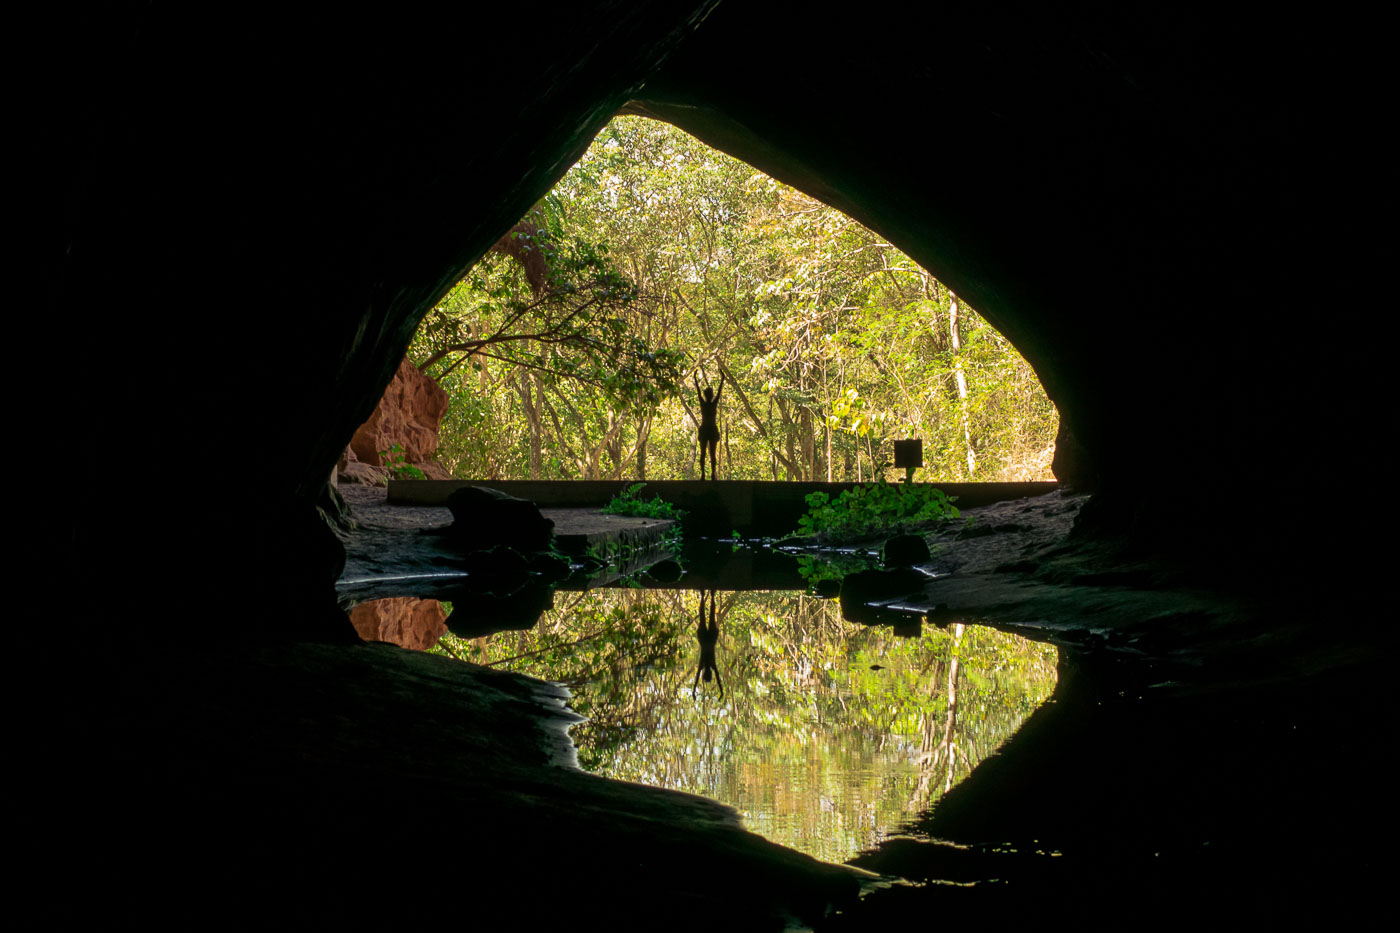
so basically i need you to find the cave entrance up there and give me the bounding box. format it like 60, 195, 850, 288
377, 116, 1057, 488
335, 116, 1069, 858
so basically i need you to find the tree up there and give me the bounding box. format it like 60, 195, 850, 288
413, 201, 686, 478
414, 116, 1059, 483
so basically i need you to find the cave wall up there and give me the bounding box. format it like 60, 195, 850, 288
35, 3, 719, 635
30, 3, 1387, 634
626, 5, 1386, 511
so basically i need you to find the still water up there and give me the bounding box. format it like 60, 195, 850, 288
428, 588, 1057, 863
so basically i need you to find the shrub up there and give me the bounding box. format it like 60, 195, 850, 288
796, 480, 958, 543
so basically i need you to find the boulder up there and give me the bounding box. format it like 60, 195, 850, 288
446, 487, 556, 553
343, 357, 451, 484
443, 582, 555, 639
882, 534, 931, 567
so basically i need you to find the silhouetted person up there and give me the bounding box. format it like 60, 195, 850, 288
693, 589, 723, 698
694, 371, 725, 480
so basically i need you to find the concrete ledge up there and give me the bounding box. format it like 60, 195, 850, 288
549, 512, 674, 556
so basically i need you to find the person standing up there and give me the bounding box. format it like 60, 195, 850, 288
694, 371, 725, 481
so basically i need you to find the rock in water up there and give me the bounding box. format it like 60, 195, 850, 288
882, 533, 931, 567
446, 486, 555, 552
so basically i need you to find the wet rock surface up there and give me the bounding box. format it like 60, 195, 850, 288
336, 486, 1387, 924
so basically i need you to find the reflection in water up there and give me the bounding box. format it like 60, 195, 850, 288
693, 590, 723, 697
432, 589, 1057, 864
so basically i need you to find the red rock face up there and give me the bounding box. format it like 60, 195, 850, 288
344, 357, 451, 483
347, 598, 448, 650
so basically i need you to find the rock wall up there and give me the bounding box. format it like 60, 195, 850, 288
341, 357, 451, 484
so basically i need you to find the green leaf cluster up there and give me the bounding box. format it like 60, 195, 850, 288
378, 443, 426, 480
796, 480, 959, 543
601, 483, 687, 524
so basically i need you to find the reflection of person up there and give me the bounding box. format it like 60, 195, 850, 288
693, 370, 725, 480
693, 589, 723, 698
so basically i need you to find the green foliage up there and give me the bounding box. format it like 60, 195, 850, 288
378, 443, 426, 480
796, 481, 959, 543
417, 217, 686, 410
418, 116, 1059, 483
601, 483, 687, 523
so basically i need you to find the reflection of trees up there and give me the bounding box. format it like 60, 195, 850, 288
912, 622, 965, 810
432, 591, 1055, 862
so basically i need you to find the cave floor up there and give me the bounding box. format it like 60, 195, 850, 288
336, 482, 674, 585
42, 487, 1386, 929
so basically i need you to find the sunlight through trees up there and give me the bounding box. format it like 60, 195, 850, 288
413, 117, 1058, 482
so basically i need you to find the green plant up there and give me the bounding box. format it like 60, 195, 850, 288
795, 480, 959, 543
601, 483, 687, 524
379, 443, 426, 480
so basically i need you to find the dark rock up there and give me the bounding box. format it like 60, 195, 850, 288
839, 567, 929, 627
453, 546, 531, 593
892, 618, 923, 638
443, 582, 554, 639
533, 553, 572, 584
882, 534, 931, 567
927, 606, 956, 630
840, 567, 928, 605
446, 486, 555, 552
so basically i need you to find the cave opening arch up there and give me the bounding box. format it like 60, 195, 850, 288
406, 112, 1062, 488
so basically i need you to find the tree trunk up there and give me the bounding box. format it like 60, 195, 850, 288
514, 371, 543, 479
635, 412, 652, 480
800, 405, 816, 481
948, 297, 977, 477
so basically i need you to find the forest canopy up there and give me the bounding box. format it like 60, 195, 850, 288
411, 116, 1057, 482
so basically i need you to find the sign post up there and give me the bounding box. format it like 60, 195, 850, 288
893, 439, 923, 485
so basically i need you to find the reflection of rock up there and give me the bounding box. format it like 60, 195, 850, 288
446, 486, 555, 552
341, 357, 451, 485
839, 567, 928, 627
348, 598, 447, 650
644, 559, 683, 583
444, 583, 554, 639
891, 618, 923, 638
454, 546, 532, 592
